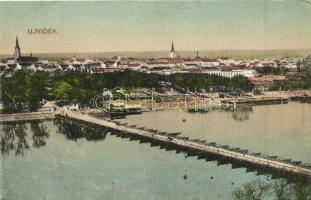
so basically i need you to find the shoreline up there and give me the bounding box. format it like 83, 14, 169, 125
1, 90, 311, 117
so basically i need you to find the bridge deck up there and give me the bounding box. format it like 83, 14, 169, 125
59, 110, 311, 177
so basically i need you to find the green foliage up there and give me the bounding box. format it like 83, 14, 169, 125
233, 178, 311, 200
293, 182, 311, 200
262, 66, 287, 75
273, 179, 293, 200
296, 57, 311, 89
1, 70, 49, 113
1, 70, 254, 113
230, 75, 253, 91
269, 82, 292, 91
233, 178, 272, 200
28, 71, 49, 110
51, 70, 159, 104
302, 56, 311, 77
52, 81, 73, 100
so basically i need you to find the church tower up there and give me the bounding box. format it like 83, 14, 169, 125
14, 36, 21, 60
169, 41, 178, 59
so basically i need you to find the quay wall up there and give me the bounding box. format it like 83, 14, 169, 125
0, 112, 55, 123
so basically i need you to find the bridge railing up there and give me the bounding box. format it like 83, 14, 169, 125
117, 120, 311, 171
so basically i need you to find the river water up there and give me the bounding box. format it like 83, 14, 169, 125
1, 102, 310, 200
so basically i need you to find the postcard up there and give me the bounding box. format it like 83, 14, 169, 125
0, 1, 310, 200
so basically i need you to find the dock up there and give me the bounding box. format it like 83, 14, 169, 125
222, 96, 290, 105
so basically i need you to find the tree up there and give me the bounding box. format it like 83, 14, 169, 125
230, 75, 252, 91
28, 71, 49, 111
1, 70, 49, 112
233, 178, 272, 200
52, 81, 73, 100
302, 56, 311, 77
293, 181, 311, 200
1, 70, 30, 112
273, 179, 294, 200
233, 178, 311, 200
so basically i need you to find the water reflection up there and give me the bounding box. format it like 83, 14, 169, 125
54, 118, 108, 142
1, 119, 109, 156
15, 123, 30, 155
1, 123, 18, 155
216, 105, 253, 122
233, 176, 311, 200
31, 121, 49, 148
1, 122, 30, 156
232, 109, 250, 122
1, 121, 50, 156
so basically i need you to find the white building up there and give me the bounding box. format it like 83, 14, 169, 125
219, 59, 241, 66
204, 69, 258, 78
199, 61, 220, 67
183, 60, 220, 68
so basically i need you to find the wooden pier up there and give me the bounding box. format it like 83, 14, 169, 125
221, 96, 290, 105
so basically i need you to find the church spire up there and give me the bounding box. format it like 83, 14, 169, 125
14, 35, 21, 60
169, 41, 178, 58
15, 36, 20, 50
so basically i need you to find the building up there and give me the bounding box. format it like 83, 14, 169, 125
7, 36, 39, 66
203, 69, 259, 78
169, 41, 178, 59
14, 36, 21, 60
38, 101, 55, 112
250, 75, 286, 90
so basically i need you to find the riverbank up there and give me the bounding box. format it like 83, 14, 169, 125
2, 90, 311, 119
108, 90, 311, 112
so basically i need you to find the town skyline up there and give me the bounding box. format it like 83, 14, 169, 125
3, 36, 311, 59
1, 1, 311, 54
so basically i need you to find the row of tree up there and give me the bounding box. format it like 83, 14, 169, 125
51, 70, 160, 104
1, 70, 254, 113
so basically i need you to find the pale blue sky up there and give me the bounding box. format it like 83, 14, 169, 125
1, 1, 311, 54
